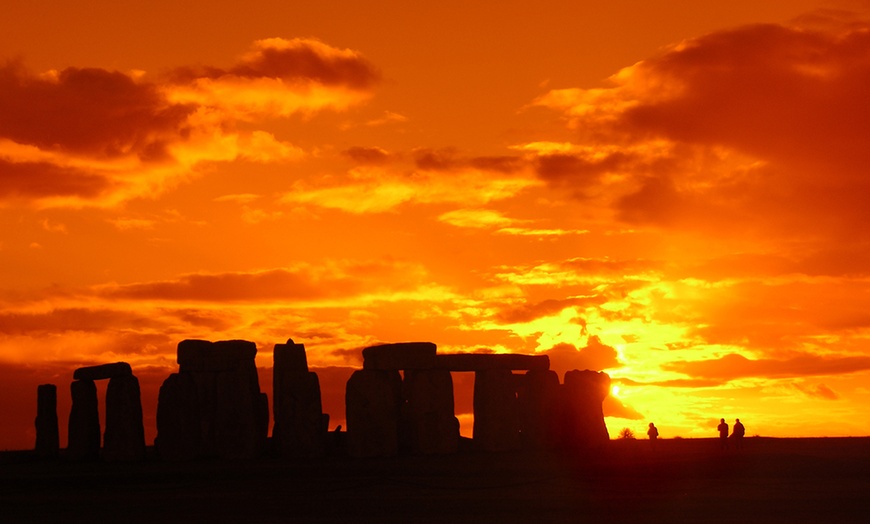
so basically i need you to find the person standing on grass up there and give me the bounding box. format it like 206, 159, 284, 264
731, 418, 745, 449
718, 418, 729, 449
647, 422, 659, 450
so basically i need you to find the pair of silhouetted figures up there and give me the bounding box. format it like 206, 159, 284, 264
718, 418, 745, 448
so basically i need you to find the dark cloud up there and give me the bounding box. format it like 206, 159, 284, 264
0, 62, 192, 159
342, 146, 392, 165
413, 148, 524, 173
0, 160, 111, 199
496, 297, 601, 325
0, 308, 162, 335
170, 38, 379, 89
603, 395, 644, 420
543, 335, 621, 377
663, 352, 870, 381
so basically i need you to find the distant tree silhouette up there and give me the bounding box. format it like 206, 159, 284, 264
618, 427, 635, 439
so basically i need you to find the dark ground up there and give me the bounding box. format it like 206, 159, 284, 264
2, 437, 869, 523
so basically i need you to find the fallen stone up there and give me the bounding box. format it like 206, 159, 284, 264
345, 369, 402, 457
435, 353, 549, 372
73, 362, 132, 381
362, 342, 437, 370
35, 384, 59, 459
103, 374, 146, 461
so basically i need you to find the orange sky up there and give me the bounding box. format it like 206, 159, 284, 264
3, 0, 870, 450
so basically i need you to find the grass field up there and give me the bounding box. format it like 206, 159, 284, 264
2, 437, 869, 523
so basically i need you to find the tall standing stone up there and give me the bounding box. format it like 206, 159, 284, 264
35, 384, 59, 459
517, 369, 561, 450
562, 369, 611, 449
155, 372, 200, 461
273, 339, 326, 458
103, 374, 146, 461
67, 379, 100, 461
401, 369, 459, 455
346, 369, 402, 458
473, 369, 520, 452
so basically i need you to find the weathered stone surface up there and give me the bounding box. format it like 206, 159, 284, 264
561, 369, 611, 448
73, 362, 132, 381
472, 369, 520, 452
155, 373, 200, 461
67, 379, 100, 461
272, 340, 325, 457
517, 370, 561, 450
178, 339, 258, 372
35, 384, 59, 458
345, 369, 402, 458
401, 369, 459, 455
274, 339, 308, 375
362, 342, 437, 370
156, 339, 266, 460
103, 374, 146, 461
435, 353, 550, 372
273, 372, 325, 458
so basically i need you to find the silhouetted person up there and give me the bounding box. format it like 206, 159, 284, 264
731, 418, 745, 448
717, 418, 729, 449
647, 422, 659, 450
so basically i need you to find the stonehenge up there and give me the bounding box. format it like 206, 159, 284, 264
48, 337, 611, 463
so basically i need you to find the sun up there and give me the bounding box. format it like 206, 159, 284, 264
611, 385, 621, 397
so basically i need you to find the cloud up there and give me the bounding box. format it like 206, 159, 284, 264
98, 260, 435, 304
281, 150, 539, 213
541, 335, 622, 376
663, 352, 870, 381
0, 38, 374, 208
166, 38, 379, 118
532, 19, 870, 239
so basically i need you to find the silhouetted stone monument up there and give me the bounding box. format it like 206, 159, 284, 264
473, 369, 521, 452
67, 379, 100, 461
35, 384, 59, 458
103, 374, 146, 461
561, 369, 611, 448
273, 339, 326, 458
363, 342, 438, 370
68, 361, 145, 461
401, 369, 459, 455
156, 339, 268, 460
346, 369, 402, 458
517, 369, 561, 450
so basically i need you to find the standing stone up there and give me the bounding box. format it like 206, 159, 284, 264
156, 339, 267, 460
517, 369, 561, 450
401, 369, 459, 455
346, 369, 402, 458
473, 369, 520, 452
35, 384, 59, 459
562, 369, 611, 449
103, 374, 146, 461
273, 340, 325, 458
67, 379, 100, 461
155, 372, 200, 461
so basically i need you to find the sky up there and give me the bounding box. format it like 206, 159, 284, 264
2, 0, 870, 450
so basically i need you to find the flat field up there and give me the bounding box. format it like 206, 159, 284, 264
2, 437, 869, 523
